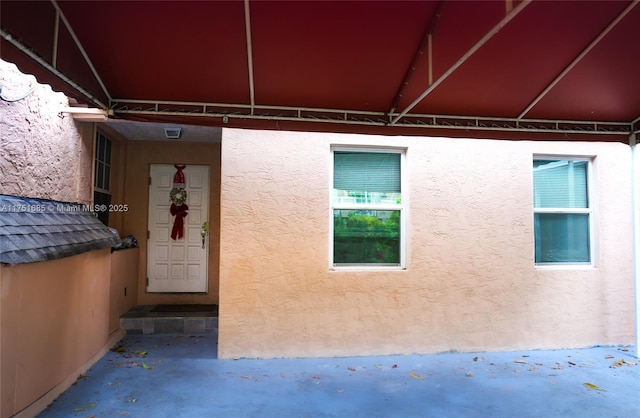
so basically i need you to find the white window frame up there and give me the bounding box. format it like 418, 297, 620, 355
329, 146, 407, 270
533, 155, 595, 268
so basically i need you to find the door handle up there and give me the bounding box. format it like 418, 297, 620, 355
201, 221, 209, 249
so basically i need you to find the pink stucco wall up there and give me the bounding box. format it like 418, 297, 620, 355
0, 60, 92, 204
218, 128, 635, 359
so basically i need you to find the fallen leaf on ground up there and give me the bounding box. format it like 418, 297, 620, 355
347, 366, 356, 372
605, 354, 614, 359
466, 371, 473, 377
374, 364, 383, 370
392, 364, 398, 369
514, 360, 527, 364
410, 371, 424, 379
111, 346, 126, 353
141, 362, 152, 370
583, 382, 606, 391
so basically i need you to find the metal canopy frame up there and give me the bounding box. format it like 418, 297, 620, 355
110, 98, 634, 136
2, 0, 639, 138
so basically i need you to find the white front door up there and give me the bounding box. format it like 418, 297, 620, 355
147, 164, 209, 292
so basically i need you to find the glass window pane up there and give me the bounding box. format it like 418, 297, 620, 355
104, 165, 111, 191
534, 213, 590, 263
98, 135, 105, 162
533, 160, 587, 208
96, 162, 104, 189
105, 138, 112, 164
333, 209, 400, 264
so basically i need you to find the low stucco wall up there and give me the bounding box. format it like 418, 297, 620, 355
0, 249, 116, 418
109, 248, 140, 334
218, 128, 635, 359
0, 59, 92, 205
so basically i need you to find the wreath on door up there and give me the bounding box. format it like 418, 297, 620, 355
169, 165, 188, 240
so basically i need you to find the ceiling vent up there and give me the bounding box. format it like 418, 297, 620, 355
164, 127, 182, 139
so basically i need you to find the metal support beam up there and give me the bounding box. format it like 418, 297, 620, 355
518, 0, 639, 119
388, 0, 443, 115
0, 29, 108, 109
110, 97, 632, 136
51, 0, 112, 103
244, 0, 256, 113
631, 133, 640, 358
390, 0, 531, 125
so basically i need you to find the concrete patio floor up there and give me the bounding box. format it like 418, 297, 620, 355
38, 334, 639, 418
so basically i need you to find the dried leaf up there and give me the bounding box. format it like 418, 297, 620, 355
514, 360, 527, 364
347, 366, 356, 372
392, 364, 398, 369
410, 371, 424, 379
135, 350, 148, 356
583, 382, 606, 391
605, 354, 615, 359
141, 362, 152, 370
568, 361, 576, 366
111, 346, 126, 353
610, 359, 626, 368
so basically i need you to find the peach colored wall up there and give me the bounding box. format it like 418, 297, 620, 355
218, 128, 635, 359
109, 248, 140, 333
124, 140, 221, 305
0, 60, 93, 205
0, 250, 114, 418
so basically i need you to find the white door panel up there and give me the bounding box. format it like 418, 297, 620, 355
147, 164, 209, 292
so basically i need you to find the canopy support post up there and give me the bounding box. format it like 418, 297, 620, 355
631, 132, 640, 358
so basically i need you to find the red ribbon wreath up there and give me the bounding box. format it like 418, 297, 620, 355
170, 202, 189, 240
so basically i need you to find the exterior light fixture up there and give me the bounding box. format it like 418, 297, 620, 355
164, 127, 182, 139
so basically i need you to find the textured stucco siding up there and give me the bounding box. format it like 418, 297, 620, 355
0, 60, 92, 204
218, 128, 635, 359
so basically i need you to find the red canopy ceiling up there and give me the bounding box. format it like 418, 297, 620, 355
2, 0, 639, 141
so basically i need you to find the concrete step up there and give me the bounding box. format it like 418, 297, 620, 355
120, 305, 218, 335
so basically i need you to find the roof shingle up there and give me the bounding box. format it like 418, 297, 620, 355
0, 195, 121, 264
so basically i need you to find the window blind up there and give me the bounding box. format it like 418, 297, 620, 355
334, 152, 400, 193
533, 160, 587, 208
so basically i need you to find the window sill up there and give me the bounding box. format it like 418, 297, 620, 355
534, 263, 595, 270
330, 265, 406, 272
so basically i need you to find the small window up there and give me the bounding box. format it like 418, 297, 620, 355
94, 132, 112, 226
533, 158, 592, 265
331, 149, 405, 268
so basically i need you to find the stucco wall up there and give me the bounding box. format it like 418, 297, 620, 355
0, 250, 115, 418
0, 60, 92, 204
218, 128, 635, 359
124, 140, 221, 305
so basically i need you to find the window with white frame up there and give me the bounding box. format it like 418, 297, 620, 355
94, 132, 112, 226
533, 158, 592, 264
331, 148, 405, 268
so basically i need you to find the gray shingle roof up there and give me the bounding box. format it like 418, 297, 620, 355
0, 195, 121, 265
